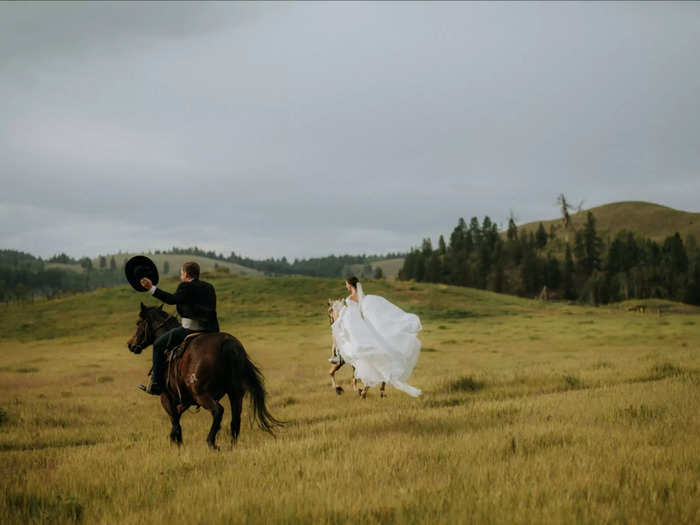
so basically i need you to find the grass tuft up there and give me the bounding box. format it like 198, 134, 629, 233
443, 375, 485, 393
422, 397, 463, 408
562, 375, 584, 390
4, 491, 83, 524
651, 362, 684, 378
617, 404, 667, 422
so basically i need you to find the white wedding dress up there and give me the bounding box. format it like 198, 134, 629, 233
331, 286, 422, 397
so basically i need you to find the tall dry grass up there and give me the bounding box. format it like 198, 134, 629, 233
1, 276, 698, 523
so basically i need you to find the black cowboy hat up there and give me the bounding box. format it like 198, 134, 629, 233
125, 255, 160, 292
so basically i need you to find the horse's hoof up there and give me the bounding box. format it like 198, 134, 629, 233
380, 392, 386, 398
335, 386, 344, 395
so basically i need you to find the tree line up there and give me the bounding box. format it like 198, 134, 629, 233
0, 247, 400, 302
158, 246, 401, 278
398, 213, 700, 306
0, 250, 125, 302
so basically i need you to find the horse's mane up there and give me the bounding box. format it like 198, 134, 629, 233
142, 305, 179, 330
327, 298, 345, 324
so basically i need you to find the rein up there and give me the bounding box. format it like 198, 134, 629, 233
137, 311, 178, 351
150, 313, 177, 334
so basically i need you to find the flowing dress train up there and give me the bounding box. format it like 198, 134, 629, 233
331, 295, 422, 397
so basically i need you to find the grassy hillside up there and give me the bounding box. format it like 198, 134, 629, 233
93, 253, 262, 277
1, 277, 699, 523
44, 262, 85, 274
346, 257, 405, 279
519, 201, 700, 243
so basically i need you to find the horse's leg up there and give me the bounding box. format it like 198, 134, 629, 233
227, 390, 244, 447
380, 382, 386, 398
352, 366, 358, 393
329, 363, 343, 395
360, 385, 369, 399
196, 394, 224, 450
160, 393, 183, 445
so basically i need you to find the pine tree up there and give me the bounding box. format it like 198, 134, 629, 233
469, 217, 482, 247
545, 254, 561, 289
449, 218, 467, 252
438, 235, 447, 255
535, 223, 548, 249
491, 241, 505, 293
507, 217, 518, 242
577, 212, 602, 277
563, 244, 576, 300
414, 252, 426, 282
426, 253, 442, 283
520, 248, 539, 296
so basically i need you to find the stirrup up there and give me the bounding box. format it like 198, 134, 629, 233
138, 383, 162, 395
138, 375, 162, 395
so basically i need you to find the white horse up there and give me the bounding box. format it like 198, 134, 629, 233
327, 299, 385, 399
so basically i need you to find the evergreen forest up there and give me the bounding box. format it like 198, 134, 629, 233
398, 212, 700, 306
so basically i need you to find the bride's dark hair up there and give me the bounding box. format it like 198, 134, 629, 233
346, 276, 359, 290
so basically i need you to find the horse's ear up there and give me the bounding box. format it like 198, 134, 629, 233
328, 298, 332, 305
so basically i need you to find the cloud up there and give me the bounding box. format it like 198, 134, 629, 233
1, 2, 699, 259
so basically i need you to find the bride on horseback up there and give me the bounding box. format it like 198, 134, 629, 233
331, 277, 422, 397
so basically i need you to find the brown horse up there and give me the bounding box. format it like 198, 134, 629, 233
127, 303, 282, 449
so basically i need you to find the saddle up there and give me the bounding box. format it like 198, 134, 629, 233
166, 332, 204, 363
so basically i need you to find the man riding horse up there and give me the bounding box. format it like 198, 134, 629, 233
126, 256, 281, 448
132, 259, 219, 395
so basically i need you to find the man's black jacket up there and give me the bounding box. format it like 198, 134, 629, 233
153, 279, 219, 332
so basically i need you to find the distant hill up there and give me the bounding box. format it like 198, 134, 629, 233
93, 253, 263, 277
345, 258, 405, 280
45, 262, 85, 273
518, 201, 700, 243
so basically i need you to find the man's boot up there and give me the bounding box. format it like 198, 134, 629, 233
138, 374, 162, 395
138, 364, 163, 395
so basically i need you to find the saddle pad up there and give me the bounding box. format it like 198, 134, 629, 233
168, 332, 204, 361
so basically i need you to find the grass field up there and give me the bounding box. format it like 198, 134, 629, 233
1, 275, 699, 524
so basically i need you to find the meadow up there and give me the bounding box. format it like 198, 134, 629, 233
0, 275, 698, 524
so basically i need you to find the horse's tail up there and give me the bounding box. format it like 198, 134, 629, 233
223, 338, 284, 436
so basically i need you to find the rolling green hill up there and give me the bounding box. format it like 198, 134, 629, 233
1, 275, 540, 342
345, 257, 405, 280
519, 201, 700, 243
92, 252, 262, 277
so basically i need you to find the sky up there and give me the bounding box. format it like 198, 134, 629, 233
1, 1, 699, 260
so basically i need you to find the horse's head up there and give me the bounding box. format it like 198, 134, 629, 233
327, 298, 344, 325
127, 303, 165, 354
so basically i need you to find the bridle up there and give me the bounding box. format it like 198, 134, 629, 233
131, 309, 177, 353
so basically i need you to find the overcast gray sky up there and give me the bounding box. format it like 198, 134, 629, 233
1, 1, 699, 260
